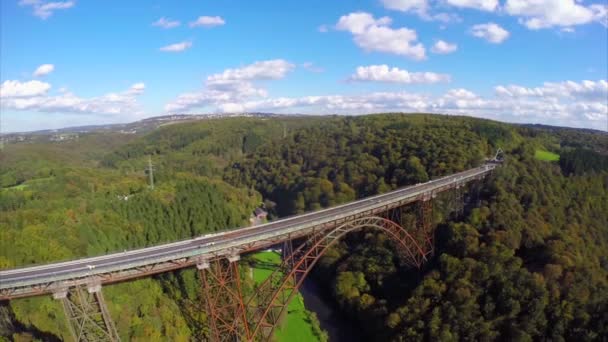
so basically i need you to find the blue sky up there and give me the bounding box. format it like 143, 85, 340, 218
1, 0, 607, 132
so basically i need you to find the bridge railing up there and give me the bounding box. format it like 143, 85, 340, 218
0, 163, 497, 295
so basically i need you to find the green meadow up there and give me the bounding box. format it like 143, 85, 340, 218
249, 251, 326, 342
534, 149, 560, 161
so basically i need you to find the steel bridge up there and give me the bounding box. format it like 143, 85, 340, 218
0, 162, 499, 341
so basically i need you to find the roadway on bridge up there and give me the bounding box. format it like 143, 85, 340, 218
0, 164, 496, 292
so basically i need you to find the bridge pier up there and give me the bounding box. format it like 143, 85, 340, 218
417, 197, 435, 257
54, 282, 120, 342
199, 254, 250, 342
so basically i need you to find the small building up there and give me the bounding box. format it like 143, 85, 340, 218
253, 208, 268, 220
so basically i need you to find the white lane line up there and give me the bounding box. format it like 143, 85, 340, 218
0, 166, 493, 285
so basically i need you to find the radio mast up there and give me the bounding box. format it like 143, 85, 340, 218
147, 155, 155, 190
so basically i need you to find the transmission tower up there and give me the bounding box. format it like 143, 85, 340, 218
147, 155, 155, 190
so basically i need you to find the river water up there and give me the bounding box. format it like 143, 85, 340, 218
299, 277, 364, 342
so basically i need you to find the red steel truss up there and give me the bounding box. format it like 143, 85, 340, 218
201, 203, 435, 341
198, 257, 250, 342
417, 199, 434, 257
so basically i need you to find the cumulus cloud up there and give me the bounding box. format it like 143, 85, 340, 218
206, 60, 294, 83
1, 80, 51, 97
192, 87, 606, 130
33, 64, 55, 77
349, 65, 451, 84
164, 69, 608, 131
381, 0, 428, 14
431, 40, 458, 54
504, 0, 608, 29
470, 22, 510, 43
335, 12, 426, 60
193, 92, 432, 114
19, 0, 74, 19
1, 81, 146, 116
591, 4, 608, 27
159, 41, 192, 52
445, 0, 498, 12
127, 82, 146, 95
444, 88, 478, 99
165, 60, 295, 113
164, 83, 267, 113
380, 0, 461, 22
152, 17, 180, 29
189, 16, 225, 28
380, 0, 605, 29
495, 80, 608, 101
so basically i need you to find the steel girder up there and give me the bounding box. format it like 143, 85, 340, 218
56, 284, 120, 342
2, 165, 497, 301
46, 198, 437, 342
234, 214, 431, 341
198, 257, 250, 342
417, 199, 435, 257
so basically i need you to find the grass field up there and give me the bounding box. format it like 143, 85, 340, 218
4, 183, 28, 190
3, 177, 55, 191
250, 251, 319, 342
535, 149, 560, 162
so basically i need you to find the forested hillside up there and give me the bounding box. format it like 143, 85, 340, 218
312, 150, 608, 341
0, 132, 261, 340
1, 114, 606, 341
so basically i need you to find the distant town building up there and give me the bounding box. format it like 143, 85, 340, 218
50, 133, 79, 142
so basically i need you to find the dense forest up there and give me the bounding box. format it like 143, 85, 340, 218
1, 114, 606, 341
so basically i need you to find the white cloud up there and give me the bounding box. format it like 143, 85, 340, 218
302, 62, 325, 73
1, 82, 146, 116
381, 0, 582, 24
159, 41, 192, 52
470, 23, 510, 43
19, 0, 74, 19
495, 80, 608, 101
189, 16, 225, 28
431, 40, 458, 54
204, 92, 433, 114
504, 0, 608, 29
206, 59, 294, 83
165, 68, 608, 130
428, 12, 462, 23
444, 88, 478, 99
165, 60, 295, 113
1, 80, 51, 97
335, 12, 426, 60
349, 65, 451, 84
33, 64, 55, 77
380, 0, 461, 22
128, 82, 146, 95
381, 0, 428, 14
318, 25, 329, 33
445, 0, 498, 12
336, 12, 392, 34
590, 4, 608, 27
152, 17, 180, 29
199, 87, 606, 129
164, 83, 267, 113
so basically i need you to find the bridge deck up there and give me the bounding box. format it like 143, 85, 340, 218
0, 163, 497, 299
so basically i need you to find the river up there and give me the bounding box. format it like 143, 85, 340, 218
299, 277, 364, 342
